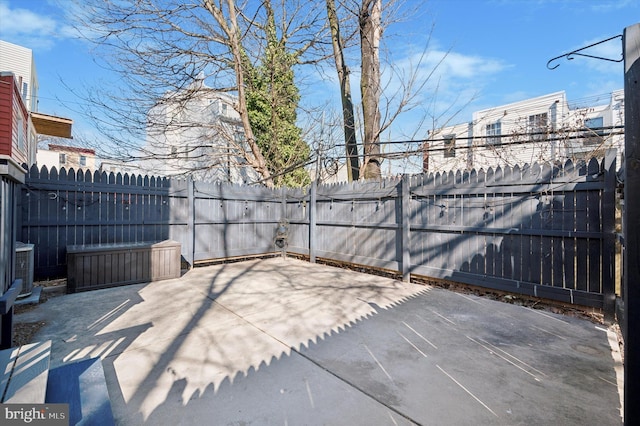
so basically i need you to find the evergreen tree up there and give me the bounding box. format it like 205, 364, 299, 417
244, 5, 311, 187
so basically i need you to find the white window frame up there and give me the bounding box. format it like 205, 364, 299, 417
528, 113, 548, 141
443, 135, 456, 158
486, 122, 501, 145
583, 116, 605, 146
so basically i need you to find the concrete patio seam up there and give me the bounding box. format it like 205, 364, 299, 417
207, 294, 424, 425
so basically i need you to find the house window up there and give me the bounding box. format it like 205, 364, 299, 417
583, 116, 604, 146
171, 146, 177, 157
222, 103, 228, 115
17, 115, 25, 150
59, 153, 66, 164
585, 116, 604, 130
443, 135, 455, 158
486, 122, 501, 145
22, 82, 28, 101
528, 113, 548, 141
80, 155, 87, 167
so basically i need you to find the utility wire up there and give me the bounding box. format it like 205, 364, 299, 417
330, 126, 624, 148
323, 129, 624, 163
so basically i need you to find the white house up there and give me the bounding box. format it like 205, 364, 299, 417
139, 80, 261, 184
36, 144, 97, 171
425, 90, 624, 173
0, 40, 38, 113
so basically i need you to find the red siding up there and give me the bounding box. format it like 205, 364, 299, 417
0, 74, 28, 164
0, 76, 13, 156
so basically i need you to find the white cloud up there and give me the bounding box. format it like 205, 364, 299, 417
580, 36, 624, 75
0, 1, 56, 35
552, 35, 624, 76
436, 50, 507, 79
380, 45, 510, 131
389, 44, 510, 99
0, 1, 63, 49
589, 0, 634, 12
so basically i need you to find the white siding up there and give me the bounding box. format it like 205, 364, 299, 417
471, 92, 566, 169
36, 149, 60, 170
0, 40, 38, 112
141, 82, 260, 183
429, 90, 624, 172
426, 122, 473, 173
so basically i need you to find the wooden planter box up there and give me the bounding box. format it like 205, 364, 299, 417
66, 240, 181, 293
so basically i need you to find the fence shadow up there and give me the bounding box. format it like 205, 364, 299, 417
19, 258, 430, 423
100, 258, 617, 425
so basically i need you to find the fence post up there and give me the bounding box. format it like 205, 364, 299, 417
401, 175, 410, 282
602, 149, 616, 324
309, 180, 317, 263
186, 177, 195, 267
280, 188, 288, 257
624, 22, 640, 426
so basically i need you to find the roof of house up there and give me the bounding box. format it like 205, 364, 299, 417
48, 144, 95, 155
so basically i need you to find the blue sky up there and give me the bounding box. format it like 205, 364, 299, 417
0, 0, 637, 146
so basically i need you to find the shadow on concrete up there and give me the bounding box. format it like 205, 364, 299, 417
140, 270, 622, 425
20, 258, 426, 423
18, 258, 622, 425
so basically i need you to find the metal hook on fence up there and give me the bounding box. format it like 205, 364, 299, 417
546, 34, 623, 70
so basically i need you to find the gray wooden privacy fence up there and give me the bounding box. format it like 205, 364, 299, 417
287, 150, 617, 317
19, 149, 616, 316
19, 166, 286, 279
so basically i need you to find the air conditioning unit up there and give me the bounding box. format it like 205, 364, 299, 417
16, 242, 34, 298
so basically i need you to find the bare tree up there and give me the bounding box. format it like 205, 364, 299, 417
67, 0, 326, 185
203, 0, 272, 183
326, 0, 360, 181
323, 0, 454, 179
67, 0, 460, 184
358, 0, 382, 179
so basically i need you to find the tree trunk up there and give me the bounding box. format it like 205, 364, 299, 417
204, 0, 274, 187
359, 0, 382, 179
326, 0, 360, 182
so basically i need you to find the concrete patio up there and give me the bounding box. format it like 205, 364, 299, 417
16, 257, 623, 425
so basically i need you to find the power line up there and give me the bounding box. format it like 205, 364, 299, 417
325, 127, 624, 158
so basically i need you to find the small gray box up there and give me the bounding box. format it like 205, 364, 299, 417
15, 242, 34, 297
